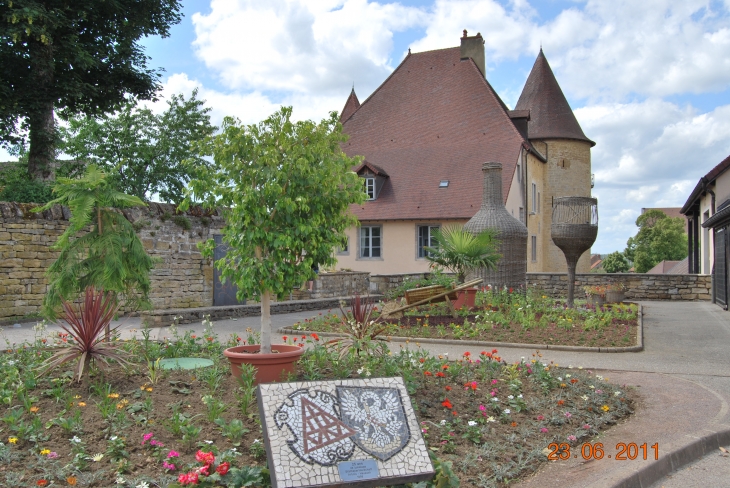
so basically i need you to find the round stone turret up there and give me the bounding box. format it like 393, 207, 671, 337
464, 162, 528, 290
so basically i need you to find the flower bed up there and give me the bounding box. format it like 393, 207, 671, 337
294, 289, 640, 348
0, 319, 635, 487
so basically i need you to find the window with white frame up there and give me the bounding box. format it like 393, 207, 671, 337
364, 177, 376, 200
531, 183, 537, 213
359, 226, 381, 258
417, 225, 439, 258
531, 235, 537, 262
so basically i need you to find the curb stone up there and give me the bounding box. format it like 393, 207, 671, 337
282, 304, 643, 353
612, 428, 730, 488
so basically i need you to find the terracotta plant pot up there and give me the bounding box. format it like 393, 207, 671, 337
223, 344, 305, 385
453, 288, 478, 309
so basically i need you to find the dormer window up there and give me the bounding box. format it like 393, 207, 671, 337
365, 177, 376, 200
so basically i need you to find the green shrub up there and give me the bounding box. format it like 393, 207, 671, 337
172, 215, 191, 230
0, 162, 53, 204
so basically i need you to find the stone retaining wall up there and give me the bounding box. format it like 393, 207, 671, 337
312, 272, 369, 299
0, 201, 222, 319
526, 273, 712, 301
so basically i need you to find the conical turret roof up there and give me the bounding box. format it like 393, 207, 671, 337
515, 49, 595, 146
340, 87, 360, 122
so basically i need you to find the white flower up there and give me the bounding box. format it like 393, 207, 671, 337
116, 476, 126, 485
565, 374, 571, 378
517, 394, 523, 398
109, 436, 118, 441
468, 421, 477, 427
589, 385, 595, 389
581, 395, 589, 401
596, 375, 604, 380
440, 420, 447, 426
71, 436, 81, 443
568, 365, 573, 369
136, 482, 150, 488
492, 398, 499, 402
578, 366, 583, 370
503, 409, 511, 414
92, 453, 104, 462
253, 439, 261, 444
614, 391, 621, 396
204, 440, 214, 444
508, 395, 514, 400
486, 416, 496, 423
557, 377, 563, 381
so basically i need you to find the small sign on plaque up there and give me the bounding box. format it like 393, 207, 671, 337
257, 377, 434, 488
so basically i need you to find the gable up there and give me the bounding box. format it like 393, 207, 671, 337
342, 47, 529, 221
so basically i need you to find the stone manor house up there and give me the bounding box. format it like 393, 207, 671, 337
334, 31, 594, 275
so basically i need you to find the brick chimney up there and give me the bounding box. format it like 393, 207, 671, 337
460, 29, 485, 77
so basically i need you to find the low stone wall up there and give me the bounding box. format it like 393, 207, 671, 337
527, 273, 712, 301
369, 273, 432, 295
142, 296, 382, 327
312, 271, 369, 298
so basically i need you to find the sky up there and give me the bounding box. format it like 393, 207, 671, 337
13, 0, 730, 253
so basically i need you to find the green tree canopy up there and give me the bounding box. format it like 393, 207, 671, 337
60, 90, 216, 202
601, 251, 630, 273
182, 107, 366, 353
626, 210, 688, 273
0, 0, 182, 180
34, 165, 156, 319
425, 225, 500, 283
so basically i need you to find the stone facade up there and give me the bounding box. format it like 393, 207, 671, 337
310, 272, 369, 299
527, 273, 712, 301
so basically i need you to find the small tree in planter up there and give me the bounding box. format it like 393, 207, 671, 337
182, 107, 365, 360
425, 225, 500, 283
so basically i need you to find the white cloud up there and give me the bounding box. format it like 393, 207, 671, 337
191, 0, 427, 97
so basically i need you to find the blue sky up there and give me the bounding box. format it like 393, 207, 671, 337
18, 0, 730, 254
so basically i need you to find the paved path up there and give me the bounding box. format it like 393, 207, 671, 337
2, 300, 729, 487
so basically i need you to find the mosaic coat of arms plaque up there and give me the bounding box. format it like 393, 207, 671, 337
258, 377, 433, 488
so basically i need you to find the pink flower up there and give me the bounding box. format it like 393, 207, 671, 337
168, 450, 180, 458
564, 412, 572, 418
536, 415, 544, 421
178, 472, 199, 485
540, 428, 548, 433
47, 452, 59, 459
583, 424, 591, 429
142, 432, 154, 445
195, 450, 215, 466
163, 461, 176, 471
150, 439, 165, 447
479, 404, 486, 412
491, 379, 498, 385
567, 435, 577, 441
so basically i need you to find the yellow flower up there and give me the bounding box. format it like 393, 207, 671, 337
74, 395, 81, 399
560, 383, 567, 388
29, 406, 39, 413
40, 448, 50, 455
116, 399, 129, 409
77, 402, 86, 407
107, 393, 119, 399
67, 476, 77, 485
146, 387, 153, 392
8, 437, 18, 444
602, 405, 610, 412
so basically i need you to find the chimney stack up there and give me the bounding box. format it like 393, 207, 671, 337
460, 30, 485, 78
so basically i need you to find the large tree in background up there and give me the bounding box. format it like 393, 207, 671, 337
625, 210, 688, 273
602, 251, 630, 273
60, 90, 216, 202
0, 0, 182, 180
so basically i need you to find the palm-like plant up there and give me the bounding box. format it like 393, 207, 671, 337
425, 225, 500, 283
38, 288, 130, 382
33, 165, 155, 319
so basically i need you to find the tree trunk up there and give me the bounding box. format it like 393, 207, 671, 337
27, 40, 55, 181
260, 289, 272, 354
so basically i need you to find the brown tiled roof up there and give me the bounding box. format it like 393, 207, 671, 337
340, 88, 360, 123
646, 260, 682, 274
681, 154, 730, 214
354, 160, 388, 177
342, 47, 537, 221
515, 49, 595, 146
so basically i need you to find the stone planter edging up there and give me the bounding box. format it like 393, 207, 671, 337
283, 304, 643, 353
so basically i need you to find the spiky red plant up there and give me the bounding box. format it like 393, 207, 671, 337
38, 287, 130, 382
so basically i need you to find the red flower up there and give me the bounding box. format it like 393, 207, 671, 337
463, 351, 471, 357
424, 371, 432, 376
492, 349, 498, 354
191, 335, 197, 339
311, 333, 319, 341
452, 411, 458, 416
557, 400, 565, 406
282, 336, 288, 341
445, 385, 452, 391
37, 481, 48, 487
419, 358, 425, 363
236, 336, 241, 342
441, 364, 449, 370
293, 337, 297, 342
570, 378, 578, 384
178, 472, 200, 485
511, 421, 517, 427
198, 464, 210, 476
206, 337, 213, 342
441, 399, 453, 409
301, 335, 306, 340
216, 462, 230, 475
436, 372, 445, 378
509, 288, 513, 293
195, 450, 215, 466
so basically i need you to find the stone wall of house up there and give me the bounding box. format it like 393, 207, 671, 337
369, 273, 435, 295
527, 273, 712, 300
0, 201, 223, 320
311, 272, 369, 299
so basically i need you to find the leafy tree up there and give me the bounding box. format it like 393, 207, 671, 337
0, 0, 183, 180
425, 225, 500, 283
60, 90, 216, 202
33, 165, 156, 319
0, 159, 53, 203
626, 210, 688, 273
182, 107, 366, 354
601, 251, 630, 273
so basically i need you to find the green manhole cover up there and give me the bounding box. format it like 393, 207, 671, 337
158, 358, 214, 370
